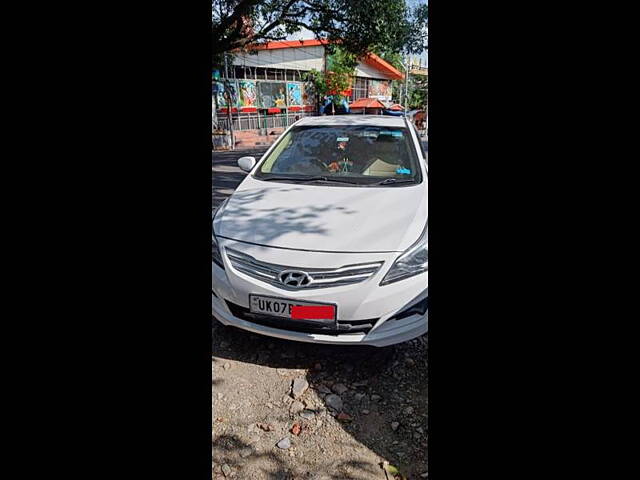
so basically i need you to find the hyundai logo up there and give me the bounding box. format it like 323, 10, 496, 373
278, 270, 312, 288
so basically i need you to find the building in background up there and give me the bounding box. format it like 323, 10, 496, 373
408, 55, 428, 77
215, 40, 403, 115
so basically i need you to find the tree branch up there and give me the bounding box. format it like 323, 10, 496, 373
212, 0, 262, 40
214, 0, 303, 55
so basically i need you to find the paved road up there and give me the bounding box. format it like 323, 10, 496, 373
212, 149, 265, 209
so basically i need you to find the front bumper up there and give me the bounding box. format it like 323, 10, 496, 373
212, 238, 428, 347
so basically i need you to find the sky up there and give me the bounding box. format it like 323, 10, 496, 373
286, 0, 428, 66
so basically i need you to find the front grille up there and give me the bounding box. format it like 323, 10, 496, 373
225, 301, 377, 335
225, 248, 383, 290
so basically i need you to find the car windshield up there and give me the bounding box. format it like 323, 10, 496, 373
254, 125, 421, 185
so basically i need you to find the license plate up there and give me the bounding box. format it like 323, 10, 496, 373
249, 295, 336, 320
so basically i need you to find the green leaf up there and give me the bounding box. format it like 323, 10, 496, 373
384, 463, 400, 475
382, 461, 407, 479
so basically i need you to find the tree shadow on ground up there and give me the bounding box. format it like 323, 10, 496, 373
213, 432, 383, 480
212, 321, 427, 480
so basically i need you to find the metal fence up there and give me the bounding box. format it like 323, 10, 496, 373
213, 111, 318, 132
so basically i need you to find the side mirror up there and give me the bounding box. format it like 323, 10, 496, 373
237, 156, 256, 172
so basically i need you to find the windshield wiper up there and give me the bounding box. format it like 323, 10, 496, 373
258, 175, 360, 184
370, 178, 416, 186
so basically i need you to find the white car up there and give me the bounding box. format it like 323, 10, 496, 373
212, 115, 427, 347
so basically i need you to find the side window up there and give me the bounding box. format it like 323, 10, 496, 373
410, 123, 427, 163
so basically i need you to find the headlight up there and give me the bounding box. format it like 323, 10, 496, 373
380, 225, 427, 285
212, 200, 228, 270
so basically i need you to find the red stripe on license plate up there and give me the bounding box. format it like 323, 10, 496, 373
291, 305, 335, 320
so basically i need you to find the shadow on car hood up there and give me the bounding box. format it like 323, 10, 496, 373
214, 176, 427, 253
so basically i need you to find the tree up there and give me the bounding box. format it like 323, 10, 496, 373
369, 2, 428, 105
324, 47, 357, 99
302, 46, 357, 109
407, 74, 427, 109
212, 0, 427, 62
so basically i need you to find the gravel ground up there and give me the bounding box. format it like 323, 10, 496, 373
212, 322, 427, 480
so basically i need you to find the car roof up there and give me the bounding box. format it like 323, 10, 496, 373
295, 115, 407, 128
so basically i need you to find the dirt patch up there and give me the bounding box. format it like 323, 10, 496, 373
212, 320, 428, 480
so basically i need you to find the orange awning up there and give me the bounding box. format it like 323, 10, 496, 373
349, 98, 386, 109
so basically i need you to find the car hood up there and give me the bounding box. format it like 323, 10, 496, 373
214, 176, 427, 253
